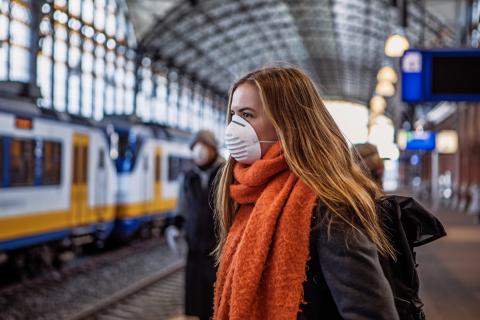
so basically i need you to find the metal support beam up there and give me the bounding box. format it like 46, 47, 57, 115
401, 0, 409, 28
29, 0, 44, 91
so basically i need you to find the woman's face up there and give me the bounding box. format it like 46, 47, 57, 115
230, 83, 278, 157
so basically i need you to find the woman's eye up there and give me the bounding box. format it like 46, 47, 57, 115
242, 112, 252, 118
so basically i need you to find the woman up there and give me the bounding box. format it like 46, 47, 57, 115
213, 67, 399, 320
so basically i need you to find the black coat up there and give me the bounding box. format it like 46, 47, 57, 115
299, 205, 399, 320
178, 158, 223, 254
177, 158, 223, 320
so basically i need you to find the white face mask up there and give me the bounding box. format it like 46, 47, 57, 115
225, 114, 276, 164
192, 143, 211, 166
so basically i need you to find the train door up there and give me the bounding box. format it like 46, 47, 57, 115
71, 133, 89, 226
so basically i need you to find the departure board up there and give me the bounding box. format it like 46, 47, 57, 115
431, 56, 480, 95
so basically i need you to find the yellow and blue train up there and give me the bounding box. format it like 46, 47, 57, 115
0, 97, 192, 270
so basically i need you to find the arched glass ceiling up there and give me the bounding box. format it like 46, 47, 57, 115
139, 0, 455, 104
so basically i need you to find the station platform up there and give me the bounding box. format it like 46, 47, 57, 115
417, 205, 480, 319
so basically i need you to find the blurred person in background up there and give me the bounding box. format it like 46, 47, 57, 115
213, 67, 398, 320
169, 129, 224, 320
353, 143, 385, 188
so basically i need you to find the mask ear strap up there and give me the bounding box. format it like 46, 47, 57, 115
259, 140, 277, 144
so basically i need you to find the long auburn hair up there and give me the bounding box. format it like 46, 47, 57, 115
214, 66, 394, 261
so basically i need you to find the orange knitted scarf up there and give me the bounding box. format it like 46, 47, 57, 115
213, 143, 318, 320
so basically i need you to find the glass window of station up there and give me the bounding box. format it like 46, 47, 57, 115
0, 0, 226, 138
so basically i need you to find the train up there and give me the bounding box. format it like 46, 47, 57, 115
0, 90, 193, 273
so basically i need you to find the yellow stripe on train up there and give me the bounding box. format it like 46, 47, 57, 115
0, 199, 176, 242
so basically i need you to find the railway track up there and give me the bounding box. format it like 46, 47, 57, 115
69, 260, 185, 320
0, 238, 167, 293
0, 238, 186, 320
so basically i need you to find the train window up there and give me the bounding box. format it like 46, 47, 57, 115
77, 146, 85, 183
114, 131, 142, 172
168, 156, 193, 181
155, 154, 161, 182
73, 146, 80, 184
43, 141, 62, 185
168, 156, 178, 181
81, 146, 88, 184
143, 156, 148, 171
117, 133, 129, 159
10, 138, 35, 187
72, 145, 88, 184
98, 149, 105, 169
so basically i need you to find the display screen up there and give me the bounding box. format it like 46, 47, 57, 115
15, 117, 33, 129
431, 56, 480, 95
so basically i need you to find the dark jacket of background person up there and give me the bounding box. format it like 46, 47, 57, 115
176, 156, 224, 320
298, 204, 399, 320
177, 157, 223, 254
